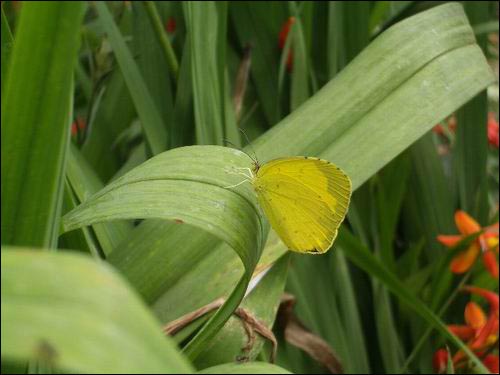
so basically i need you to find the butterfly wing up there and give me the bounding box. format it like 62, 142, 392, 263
253, 157, 351, 253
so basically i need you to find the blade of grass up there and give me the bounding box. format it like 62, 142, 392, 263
171, 38, 195, 148
1, 2, 85, 247
1, 6, 14, 95
230, 2, 287, 125
454, 2, 490, 224
143, 1, 179, 80
94, 1, 167, 155
289, 6, 310, 110
81, 77, 136, 182
133, 1, 175, 151
337, 228, 489, 374
183, 1, 226, 145
58, 180, 100, 257
66, 144, 132, 256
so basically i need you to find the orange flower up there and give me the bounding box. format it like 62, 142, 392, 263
278, 17, 295, 72
443, 287, 499, 372
437, 211, 499, 278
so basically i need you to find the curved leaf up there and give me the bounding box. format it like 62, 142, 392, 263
63, 145, 267, 360
1, 249, 193, 373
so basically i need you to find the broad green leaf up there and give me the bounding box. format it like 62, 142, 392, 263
1, 249, 193, 373
62, 145, 267, 361
1, 2, 85, 247
198, 362, 291, 374
252, 4, 494, 188
94, 1, 167, 155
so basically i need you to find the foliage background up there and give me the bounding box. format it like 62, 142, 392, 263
1, 1, 498, 374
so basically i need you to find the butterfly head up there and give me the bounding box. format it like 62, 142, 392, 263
251, 160, 261, 175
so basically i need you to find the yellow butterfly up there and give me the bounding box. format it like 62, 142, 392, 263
231, 156, 352, 254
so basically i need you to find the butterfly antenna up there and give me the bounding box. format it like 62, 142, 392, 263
238, 128, 259, 167
223, 137, 256, 164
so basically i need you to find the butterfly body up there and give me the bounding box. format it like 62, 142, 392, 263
250, 157, 351, 254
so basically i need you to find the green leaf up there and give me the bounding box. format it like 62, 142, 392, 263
285, 247, 370, 374
81, 71, 137, 182
252, 4, 495, 190
143, 1, 179, 80
1, 2, 85, 247
290, 8, 310, 110
133, 1, 175, 150
194, 254, 290, 369
230, 2, 286, 125
62, 145, 267, 361
184, 1, 226, 145
94, 1, 167, 155
198, 362, 291, 374
65, 4, 493, 370
454, 2, 490, 224
58, 180, 100, 257
66, 145, 132, 256
1, 248, 193, 373
1, 6, 14, 95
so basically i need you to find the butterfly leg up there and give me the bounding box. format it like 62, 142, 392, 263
232, 167, 254, 180
223, 179, 251, 189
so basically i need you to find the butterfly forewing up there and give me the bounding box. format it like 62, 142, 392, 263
252, 157, 351, 253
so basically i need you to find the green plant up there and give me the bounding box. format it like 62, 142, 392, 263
1, 1, 498, 374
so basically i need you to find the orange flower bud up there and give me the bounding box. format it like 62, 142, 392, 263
483, 354, 499, 374
483, 250, 499, 278
433, 348, 449, 374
